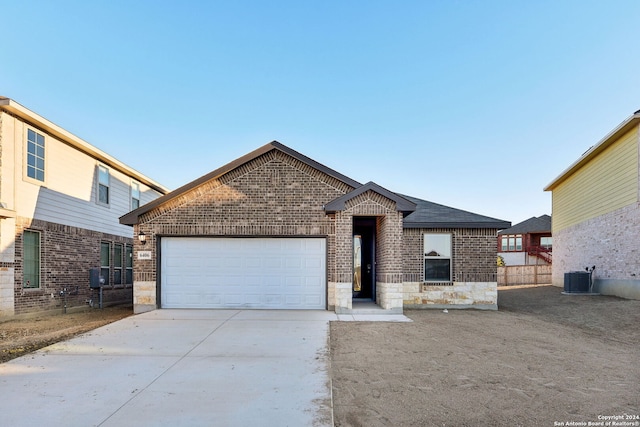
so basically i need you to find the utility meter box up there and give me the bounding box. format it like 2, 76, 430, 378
89, 268, 101, 289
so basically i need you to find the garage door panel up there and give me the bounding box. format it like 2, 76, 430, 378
263, 277, 281, 287
264, 294, 283, 305
245, 257, 262, 268
286, 258, 302, 269
285, 276, 302, 287
225, 257, 243, 268
224, 294, 243, 306
285, 295, 302, 306
305, 256, 323, 268
161, 238, 326, 309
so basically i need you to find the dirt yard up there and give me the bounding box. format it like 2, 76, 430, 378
0, 305, 132, 363
1, 287, 638, 426
331, 285, 640, 427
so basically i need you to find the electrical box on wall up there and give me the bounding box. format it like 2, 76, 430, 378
89, 268, 101, 288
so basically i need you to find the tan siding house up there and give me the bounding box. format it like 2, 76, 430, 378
0, 97, 169, 317
545, 109, 640, 300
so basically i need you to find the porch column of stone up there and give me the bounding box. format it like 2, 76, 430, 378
0, 216, 16, 316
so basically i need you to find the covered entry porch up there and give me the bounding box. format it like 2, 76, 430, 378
324, 182, 416, 314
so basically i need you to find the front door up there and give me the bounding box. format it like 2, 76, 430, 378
353, 219, 375, 300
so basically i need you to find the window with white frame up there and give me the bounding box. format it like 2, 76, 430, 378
501, 234, 522, 252
98, 165, 110, 205
540, 237, 553, 250
131, 181, 140, 210
26, 129, 45, 182
424, 233, 452, 282
23, 230, 41, 288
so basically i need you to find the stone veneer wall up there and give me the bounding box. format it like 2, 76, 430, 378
403, 282, 497, 309
552, 202, 640, 300
402, 227, 499, 309
0, 112, 12, 316
12, 217, 133, 316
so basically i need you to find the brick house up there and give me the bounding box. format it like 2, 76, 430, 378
498, 215, 552, 266
545, 108, 640, 300
120, 142, 510, 313
0, 97, 168, 317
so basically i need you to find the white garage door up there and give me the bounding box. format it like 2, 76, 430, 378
160, 237, 326, 309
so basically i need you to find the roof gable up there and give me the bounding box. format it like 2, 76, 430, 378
120, 141, 360, 225
324, 181, 416, 214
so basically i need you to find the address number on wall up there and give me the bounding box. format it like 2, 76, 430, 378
137, 251, 152, 260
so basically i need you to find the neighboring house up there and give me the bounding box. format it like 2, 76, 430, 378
544, 108, 640, 300
498, 215, 552, 266
0, 97, 169, 317
120, 141, 510, 313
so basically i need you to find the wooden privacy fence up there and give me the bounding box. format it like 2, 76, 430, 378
497, 265, 552, 286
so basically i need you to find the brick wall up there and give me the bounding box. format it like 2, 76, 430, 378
402, 227, 499, 308
134, 150, 354, 310
333, 211, 352, 284
343, 191, 404, 310
14, 217, 133, 315
552, 202, 640, 299
131, 147, 501, 311
402, 227, 498, 284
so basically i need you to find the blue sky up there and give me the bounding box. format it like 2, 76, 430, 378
3, 1, 640, 225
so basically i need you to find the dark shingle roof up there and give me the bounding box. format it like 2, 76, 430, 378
498, 215, 551, 235
325, 182, 416, 214
120, 140, 512, 230
400, 194, 511, 229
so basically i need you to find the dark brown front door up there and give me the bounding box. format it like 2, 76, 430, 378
353, 219, 375, 300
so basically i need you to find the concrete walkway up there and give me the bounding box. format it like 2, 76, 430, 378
0, 310, 338, 427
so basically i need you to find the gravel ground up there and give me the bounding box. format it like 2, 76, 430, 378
330, 285, 640, 427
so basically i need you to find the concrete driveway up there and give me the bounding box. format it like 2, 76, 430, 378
0, 309, 338, 427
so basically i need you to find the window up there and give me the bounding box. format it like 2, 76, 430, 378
27, 129, 45, 182
353, 235, 362, 292
100, 242, 110, 286
131, 181, 140, 210
23, 230, 41, 288
515, 236, 522, 251
501, 234, 523, 252
541, 237, 553, 250
125, 245, 133, 285
114, 243, 123, 285
424, 233, 452, 282
98, 165, 110, 205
